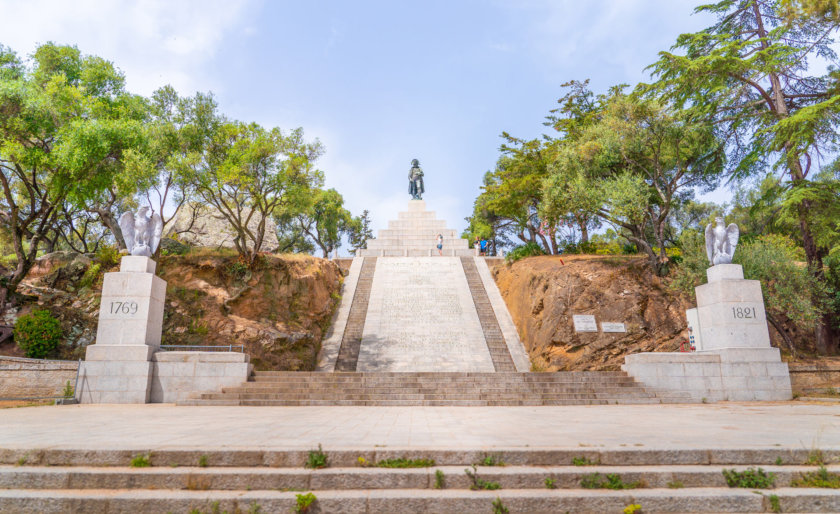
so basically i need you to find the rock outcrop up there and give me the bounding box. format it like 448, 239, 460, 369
5, 251, 341, 371
491, 255, 692, 371
164, 205, 280, 252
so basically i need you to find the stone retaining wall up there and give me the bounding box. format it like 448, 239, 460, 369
789, 362, 840, 394
0, 356, 78, 399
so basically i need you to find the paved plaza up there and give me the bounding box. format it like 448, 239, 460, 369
1, 402, 838, 451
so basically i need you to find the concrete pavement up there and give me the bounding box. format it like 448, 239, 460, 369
1, 402, 838, 451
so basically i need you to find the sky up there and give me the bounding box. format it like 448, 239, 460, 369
2, 0, 718, 255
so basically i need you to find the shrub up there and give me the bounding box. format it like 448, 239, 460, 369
294, 492, 317, 513
465, 465, 501, 490
791, 466, 840, 488
505, 242, 545, 264
95, 244, 121, 267
62, 380, 74, 399
130, 453, 151, 468
14, 309, 62, 359
671, 232, 826, 333
722, 467, 775, 488
544, 477, 556, 489
572, 456, 598, 466
480, 454, 505, 466
305, 444, 328, 469
624, 505, 643, 514
580, 472, 643, 490
78, 263, 101, 289
491, 497, 509, 514
434, 469, 445, 489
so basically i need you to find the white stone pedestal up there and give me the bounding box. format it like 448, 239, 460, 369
623, 264, 792, 402
79, 256, 165, 404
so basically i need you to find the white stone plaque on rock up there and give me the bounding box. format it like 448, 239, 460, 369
572, 314, 597, 332
601, 322, 626, 333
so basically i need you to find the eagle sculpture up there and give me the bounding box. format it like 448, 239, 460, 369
704, 217, 739, 265
119, 207, 163, 257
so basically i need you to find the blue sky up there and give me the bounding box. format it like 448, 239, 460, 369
3, 0, 716, 255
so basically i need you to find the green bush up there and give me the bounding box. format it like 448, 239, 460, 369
305, 444, 328, 469
78, 263, 102, 289
505, 242, 545, 264
294, 492, 317, 513
95, 244, 121, 267
671, 233, 826, 332
791, 466, 840, 488
722, 467, 775, 488
14, 310, 62, 359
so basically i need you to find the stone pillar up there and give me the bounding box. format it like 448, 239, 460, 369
78, 256, 166, 403
693, 264, 771, 351
622, 263, 791, 401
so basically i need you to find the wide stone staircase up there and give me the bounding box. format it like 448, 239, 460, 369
178, 371, 691, 406
1, 447, 838, 512
356, 200, 474, 256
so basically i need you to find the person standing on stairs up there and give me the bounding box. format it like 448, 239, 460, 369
436, 233, 443, 256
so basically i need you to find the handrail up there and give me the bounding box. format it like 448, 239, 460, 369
158, 344, 245, 353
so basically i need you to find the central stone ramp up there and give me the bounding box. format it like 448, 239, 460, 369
179, 371, 691, 405
357, 257, 495, 372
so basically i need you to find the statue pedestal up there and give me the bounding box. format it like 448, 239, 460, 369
693, 264, 771, 351
622, 264, 791, 402
78, 256, 165, 404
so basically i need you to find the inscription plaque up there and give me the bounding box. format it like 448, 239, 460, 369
573, 314, 597, 332
601, 322, 626, 333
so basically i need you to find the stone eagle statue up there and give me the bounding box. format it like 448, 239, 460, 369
704, 217, 739, 265
119, 207, 163, 257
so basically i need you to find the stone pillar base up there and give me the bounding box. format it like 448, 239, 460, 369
622, 347, 792, 402
78, 359, 153, 404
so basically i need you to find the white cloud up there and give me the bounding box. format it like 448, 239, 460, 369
0, 0, 258, 96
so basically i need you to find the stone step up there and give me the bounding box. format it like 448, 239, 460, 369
356, 248, 476, 257
366, 240, 470, 249
217, 386, 654, 399
1, 488, 837, 513
199, 392, 662, 401
4, 447, 834, 467
246, 375, 636, 386
377, 229, 458, 238
251, 371, 631, 377
3, 464, 837, 491
178, 397, 686, 407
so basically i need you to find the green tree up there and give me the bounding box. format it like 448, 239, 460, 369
178, 122, 323, 264
649, 0, 840, 351
0, 43, 146, 306
296, 188, 354, 258
548, 94, 724, 275
348, 209, 374, 252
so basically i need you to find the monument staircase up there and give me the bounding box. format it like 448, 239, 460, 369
181, 200, 688, 407
2, 447, 838, 512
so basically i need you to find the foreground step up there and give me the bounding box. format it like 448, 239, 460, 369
1, 488, 838, 513
3, 465, 838, 490
2, 447, 837, 468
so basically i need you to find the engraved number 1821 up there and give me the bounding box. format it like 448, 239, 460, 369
732, 306, 756, 319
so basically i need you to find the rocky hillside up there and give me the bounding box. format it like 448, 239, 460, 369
1, 251, 342, 371
490, 255, 694, 372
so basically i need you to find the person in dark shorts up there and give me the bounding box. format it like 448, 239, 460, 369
480, 238, 488, 256
437, 234, 443, 256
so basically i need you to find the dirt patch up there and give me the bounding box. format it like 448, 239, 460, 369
491, 255, 693, 371
3, 251, 343, 371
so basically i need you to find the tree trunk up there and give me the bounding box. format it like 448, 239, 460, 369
94, 208, 127, 250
